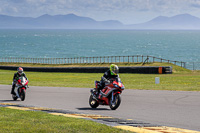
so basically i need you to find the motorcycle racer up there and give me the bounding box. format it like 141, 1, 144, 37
90, 64, 124, 110
97, 64, 119, 93
11, 67, 28, 95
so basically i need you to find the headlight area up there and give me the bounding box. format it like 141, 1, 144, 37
113, 83, 119, 88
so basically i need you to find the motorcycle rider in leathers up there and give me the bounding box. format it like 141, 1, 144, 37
96, 64, 119, 95
11, 67, 28, 95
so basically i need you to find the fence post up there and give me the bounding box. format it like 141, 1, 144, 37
142, 55, 143, 62
128, 56, 129, 63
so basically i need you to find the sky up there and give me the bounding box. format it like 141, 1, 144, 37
0, 0, 200, 24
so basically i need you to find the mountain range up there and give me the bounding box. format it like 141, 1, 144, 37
0, 13, 200, 29
128, 14, 200, 29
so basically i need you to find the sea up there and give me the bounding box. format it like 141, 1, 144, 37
0, 29, 199, 66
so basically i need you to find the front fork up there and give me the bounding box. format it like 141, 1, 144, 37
111, 91, 114, 102
90, 89, 98, 101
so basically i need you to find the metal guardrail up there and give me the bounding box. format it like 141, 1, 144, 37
185, 62, 200, 70
0, 55, 187, 68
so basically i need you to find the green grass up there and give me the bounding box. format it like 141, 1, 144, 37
0, 62, 199, 91
0, 107, 131, 133
0, 67, 200, 91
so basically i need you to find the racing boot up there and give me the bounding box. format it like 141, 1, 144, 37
11, 85, 15, 95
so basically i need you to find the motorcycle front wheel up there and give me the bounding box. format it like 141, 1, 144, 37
109, 93, 121, 110
20, 89, 26, 101
89, 95, 99, 108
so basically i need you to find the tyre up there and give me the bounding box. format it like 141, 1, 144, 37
20, 89, 26, 101
89, 95, 99, 108
12, 94, 18, 101
109, 93, 121, 110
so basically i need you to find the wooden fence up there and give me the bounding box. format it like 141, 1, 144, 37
0, 55, 186, 68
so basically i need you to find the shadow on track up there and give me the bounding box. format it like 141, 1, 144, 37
0, 100, 17, 102
77, 107, 110, 111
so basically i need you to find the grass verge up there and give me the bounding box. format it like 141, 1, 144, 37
0, 62, 199, 91
0, 62, 190, 73
0, 107, 131, 133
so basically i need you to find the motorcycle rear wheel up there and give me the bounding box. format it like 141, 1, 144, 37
109, 93, 121, 110
20, 89, 26, 101
89, 95, 99, 108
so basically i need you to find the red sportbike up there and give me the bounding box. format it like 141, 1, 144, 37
89, 77, 124, 110
12, 76, 28, 101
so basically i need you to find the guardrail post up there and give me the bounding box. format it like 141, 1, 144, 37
128, 56, 129, 63
142, 55, 143, 62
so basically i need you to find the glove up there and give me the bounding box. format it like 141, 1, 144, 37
101, 77, 110, 83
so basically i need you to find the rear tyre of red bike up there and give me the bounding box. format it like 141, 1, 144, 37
109, 93, 121, 110
89, 95, 99, 108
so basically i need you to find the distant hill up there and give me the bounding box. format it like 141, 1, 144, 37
0, 13, 123, 29
1, 13, 200, 29
128, 14, 200, 29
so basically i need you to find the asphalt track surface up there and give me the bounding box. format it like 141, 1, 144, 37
0, 85, 200, 131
